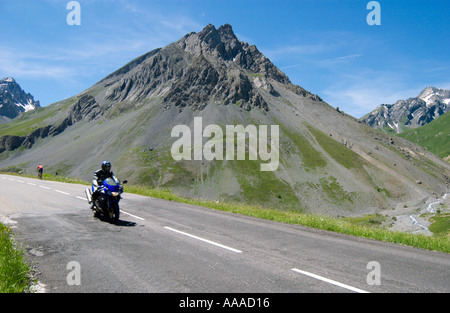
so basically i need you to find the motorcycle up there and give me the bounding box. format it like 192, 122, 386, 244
85, 177, 127, 224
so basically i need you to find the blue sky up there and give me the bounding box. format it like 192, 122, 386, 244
1, 0, 449, 118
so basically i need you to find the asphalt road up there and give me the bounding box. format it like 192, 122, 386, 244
0, 174, 449, 293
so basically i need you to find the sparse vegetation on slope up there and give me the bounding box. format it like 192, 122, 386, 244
398, 111, 450, 161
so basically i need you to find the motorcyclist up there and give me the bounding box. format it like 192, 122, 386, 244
37, 164, 44, 179
90, 161, 117, 209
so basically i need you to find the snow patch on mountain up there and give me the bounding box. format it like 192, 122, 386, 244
0, 77, 40, 120
361, 87, 450, 132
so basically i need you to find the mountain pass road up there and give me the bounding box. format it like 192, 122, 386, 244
0, 174, 449, 293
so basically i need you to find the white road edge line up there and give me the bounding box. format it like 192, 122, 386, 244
27, 183, 36, 186
75, 196, 86, 200
291, 268, 369, 293
54, 190, 70, 195
39, 185, 51, 190
121, 210, 146, 221
164, 226, 242, 254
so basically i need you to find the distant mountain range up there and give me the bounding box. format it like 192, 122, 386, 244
361, 87, 450, 133
0, 24, 448, 217
0, 77, 40, 121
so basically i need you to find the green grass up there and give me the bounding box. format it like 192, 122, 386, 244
0, 224, 33, 293
428, 214, 450, 237
0, 97, 76, 137
342, 214, 387, 228
398, 111, 450, 160
40, 173, 90, 185
0, 171, 90, 186
129, 146, 192, 187
231, 159, 302, 210
306, 124, 366, 170
318, 176, 354, 205
282, 127, 327, 170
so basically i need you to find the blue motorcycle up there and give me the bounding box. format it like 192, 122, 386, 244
85, 177, 127, 224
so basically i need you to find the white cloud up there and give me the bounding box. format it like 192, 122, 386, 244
321, 71, 423, 118
0, 46, 75, 80
318, 54, 363, 66
0, 4, 204, 84
264, 43, 337, 61
0, 1, 206, 106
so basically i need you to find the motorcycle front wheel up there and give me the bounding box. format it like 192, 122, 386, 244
109, 202, 120, 224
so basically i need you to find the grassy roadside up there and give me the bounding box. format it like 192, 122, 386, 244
1, 172, 449, 254
126, 185, 449, 253
0, 223, 33, 293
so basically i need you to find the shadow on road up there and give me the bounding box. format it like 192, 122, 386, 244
95, 216, 137, 227
115, 220, 137, 227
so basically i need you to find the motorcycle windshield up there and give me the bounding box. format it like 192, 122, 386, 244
103, 178, 120, 192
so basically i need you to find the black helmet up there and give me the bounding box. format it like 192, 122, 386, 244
102, 161, 111, 173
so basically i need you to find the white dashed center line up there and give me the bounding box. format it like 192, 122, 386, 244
164, 226, 242, 253
54, 189, 70, 195
291, 268, 369, 293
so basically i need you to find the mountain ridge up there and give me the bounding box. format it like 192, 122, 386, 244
0, 24, 448, 220
361, 87, 450, 133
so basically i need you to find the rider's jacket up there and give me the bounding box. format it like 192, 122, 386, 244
92, 169, 116, 187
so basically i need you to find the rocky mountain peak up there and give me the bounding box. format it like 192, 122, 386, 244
180, 24, 243, 61
417, 86, 450, 107
1, 77, 16, 83
177, 24, 291, 85
361, 86, 450, 132
0, 77, 40, 120
101, 23, 320, 114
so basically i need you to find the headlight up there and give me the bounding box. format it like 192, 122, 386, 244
111, 192, 119, 197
